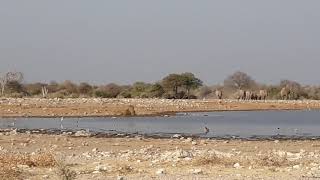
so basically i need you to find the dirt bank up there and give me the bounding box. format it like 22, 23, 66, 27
0, 98, 320, 117
1, 131, 320, 179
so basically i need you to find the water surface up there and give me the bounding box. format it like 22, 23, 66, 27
1, 110, 319, 139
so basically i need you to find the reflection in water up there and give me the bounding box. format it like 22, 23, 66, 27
1, 110, 320, 138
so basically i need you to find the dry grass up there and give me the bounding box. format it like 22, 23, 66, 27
0, 152, 56, 168
256, 152, 293, 167
56, 162, 77, 180
0, 166, 23, 180
191, 152, 295, 168
0, 152, 56, 180
192, 154, 237, 167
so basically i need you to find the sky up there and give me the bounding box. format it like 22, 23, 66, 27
0, 1, 320, 85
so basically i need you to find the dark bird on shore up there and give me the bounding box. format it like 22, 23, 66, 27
204, 127, 210, 134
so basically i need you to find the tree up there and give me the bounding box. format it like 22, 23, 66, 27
94, 83, 122, 98
0, 71, 24, 96
224, 71, 256, 90
196, 86, 213, 99
60, 80, 78, 95
280, 80, 304, 99
24, 83, 45, 96
131, 82, 151, 98
180, 72, 203, 98
161, 74, 185, 98
161, 73, 203, 99
78, 82, 93, 95
147, 83, 165, 98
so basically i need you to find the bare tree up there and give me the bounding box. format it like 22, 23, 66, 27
224, 71, 256, 90
42, 86, 49, 98
280, 80, 304, 100
0, 71, 24, 96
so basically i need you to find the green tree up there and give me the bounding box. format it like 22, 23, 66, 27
161, 74, 184, 98
180, 72, 203, 98
147, 83, 165, 98
131, 82, 151, 98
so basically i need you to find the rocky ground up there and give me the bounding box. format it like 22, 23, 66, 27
1, 130, 320, 179
0, 98, 320, 117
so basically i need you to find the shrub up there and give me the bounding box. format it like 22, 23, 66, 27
78, 82, 93, 95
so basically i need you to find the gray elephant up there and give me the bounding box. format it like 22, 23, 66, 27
236, 89, 246, 100
280, 87, 291, 100
259, 90, 268, 100
215, 90, 223, 99
251, 92, 258, 100
245, 91, 252, 100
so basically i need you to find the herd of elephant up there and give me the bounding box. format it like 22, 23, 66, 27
214, 86, 291, 100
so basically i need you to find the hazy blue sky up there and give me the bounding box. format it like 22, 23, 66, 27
0, 1, 319, 85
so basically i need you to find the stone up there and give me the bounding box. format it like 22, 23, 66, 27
92, 148, 98, 152
17, 165, 30, 169
117, 176, 124, 180
185, 138, 193, 143
94, 165, 108, 172
156, 169, 165, 175
42, 175, 49, 179
172, 134, 182, 138
293, 165, 300, 170
192, 169, 203, 174
74, 130, 91, 137
234, 163, 241, 169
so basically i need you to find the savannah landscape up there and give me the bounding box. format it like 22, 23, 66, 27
1, 71, 320, 179
1, 1, 320, 179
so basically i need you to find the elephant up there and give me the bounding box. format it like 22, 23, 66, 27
259, 90, 268, 100
245, 91, 253, 100
251, 92, 258, 100
237, 89, 246, 100
280, 87, 291, 100
215, 90, 223, 99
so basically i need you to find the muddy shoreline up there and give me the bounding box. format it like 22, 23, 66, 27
0, 98, 319, 118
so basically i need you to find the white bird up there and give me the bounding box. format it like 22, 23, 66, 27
60, 117, 64, 129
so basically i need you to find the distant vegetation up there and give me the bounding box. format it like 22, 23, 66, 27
0, 71, 319, 100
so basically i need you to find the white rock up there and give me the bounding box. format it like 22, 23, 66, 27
94, 165, 108, 172
17, 165, 30, 169
192, 169, 203, 174
191, 141, 197, 145
74, 130, 91, 137
293, 165, 300, 170
172, 134, 182, 138
92, 148, 98, 152
42, 175, 49, 179
117, 176, 124, 180
234, 163, 241, 169
156, 169, 165, 175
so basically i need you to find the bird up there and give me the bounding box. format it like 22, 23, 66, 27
204, 127, 210, 134
60, 117, 64, 129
